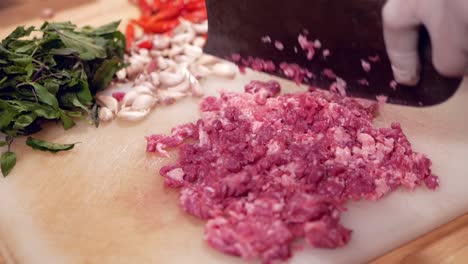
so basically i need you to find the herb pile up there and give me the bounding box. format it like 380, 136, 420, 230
0, 21, 126, 176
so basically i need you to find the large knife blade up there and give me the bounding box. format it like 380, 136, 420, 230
203, 0, 462, 106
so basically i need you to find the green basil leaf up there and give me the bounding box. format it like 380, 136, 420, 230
59, 111, 75, 129
1, 151, 16, 177
91, 57, 123, 91
45, 21, 76, 31
50, 48, 77, 56
2, 26, 34, 47
13, 113, 37, 129
57, 31, 107, 60
26, 137, 76, 153
83, 21, 121, 36
14, 41, 36, 54
91, 103, 99, 128
27, 82, 60, 109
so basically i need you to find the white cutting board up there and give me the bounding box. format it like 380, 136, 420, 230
0, 70, 467, 264
0, 1, 468, 263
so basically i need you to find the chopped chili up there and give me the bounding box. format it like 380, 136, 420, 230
125, 24, 136, 50
128, 0, 208, 35
137, 40, 153, 50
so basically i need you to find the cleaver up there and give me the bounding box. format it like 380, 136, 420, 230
203, 0, 463, 106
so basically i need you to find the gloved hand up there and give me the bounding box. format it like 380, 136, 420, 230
383, 0, 468, 85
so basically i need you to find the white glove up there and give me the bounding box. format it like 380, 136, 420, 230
383, 0, 468, 85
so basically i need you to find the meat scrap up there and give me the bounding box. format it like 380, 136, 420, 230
146, 80, 438, 264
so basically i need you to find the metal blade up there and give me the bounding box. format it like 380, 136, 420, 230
204, 0, 462, 106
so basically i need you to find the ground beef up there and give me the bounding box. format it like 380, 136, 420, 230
146, 80, 438, 264
279, 63, 314, 85
231, 54, 276, 74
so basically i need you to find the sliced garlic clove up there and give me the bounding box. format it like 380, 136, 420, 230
117, 109, 150, 122
166, 59, 177, 68
150, 50, 162, 57
173, 19, 192, 34
193, 21, 208, 34
196, 54, 219, 66
156, 56, 169, 70
138, 48, 150, 57
184, 44, 203, 58
192, 37, 206, 48
134, 73, 149, 85
171, 30, 195, 45
96, 95, 119, 113
174, 55, 194, 63
150, 72, 160, 87
211, 63, 238, 79
133, 84, 154, 95
166, 45, 184, 57
116, 68, 127, 81
167, 79, 190, 93
189, 64, 212, 79
159, 67, 187, 87
153, 35, 171, 50
158, 90, 187, 105
98, 107, 114, 122
189, 74, 203, 97
132, 94, 157, 110
122, 90, 139, 106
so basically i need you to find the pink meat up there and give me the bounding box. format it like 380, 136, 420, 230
274, 40, 285, 51
298, 34, 316, 60
390, 80, 398, 90
279, 62, 313, 85
322, 68, 337, 79
357, 79, 370, 86
245, 80, 281, 105
147, 80, 438, 264
240, 56, 276, 73
368, 55, 381, 63
361, 59, 371, 73
112, 92, 126, 102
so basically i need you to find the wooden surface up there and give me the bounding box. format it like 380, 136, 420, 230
0, 0, 467, 263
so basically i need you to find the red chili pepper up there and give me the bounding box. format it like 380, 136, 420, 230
161, 0, 183, 9
184, 0, 206, 12
182, 8, 207, 23
137, 40, 153, 50
152, 0, 162, 9
148, 4, 184, 23
137, 0, 153, 17
125, 24, 136, 50
141, 19, 180, 34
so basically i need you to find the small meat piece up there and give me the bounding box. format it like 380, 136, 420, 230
329, 78, 347, 96
357, 79, 370, 86
147, 81, 438, 264
298, 34, 316, 60
322, 68, 337, 79
112, 92, 126, 102
361, 59, 371, 73
261, 36, 272, 43
205, 216, 293, 261
274, 40, 285, 51
376, 95, 388, 107
368, 55, 381, 63
245, 80, 281, 104
390, 80, 398, 90
279, 62, 313, 85
304, 216, 352, 248
239, 56, 276, 73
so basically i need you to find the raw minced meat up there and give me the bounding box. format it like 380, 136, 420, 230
146, 80, 438, 264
